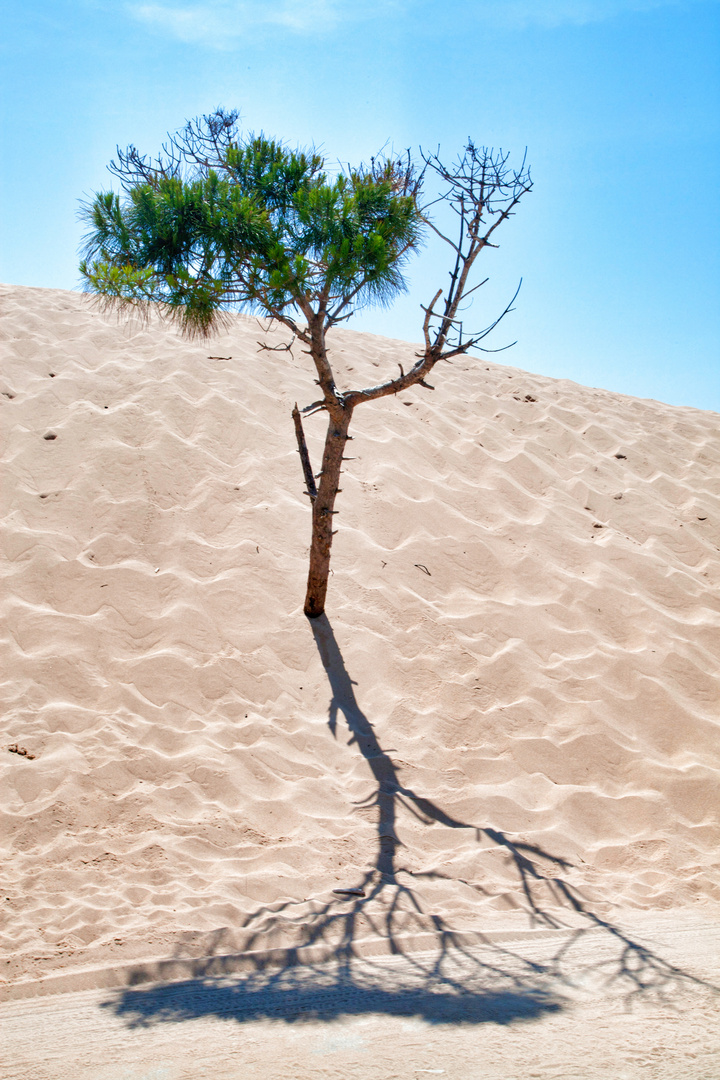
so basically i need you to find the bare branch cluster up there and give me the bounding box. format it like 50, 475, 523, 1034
108, 109, 245, 189
343, 144, 532, 410
422, 143, 532, 353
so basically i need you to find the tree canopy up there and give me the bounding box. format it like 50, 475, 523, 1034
80, 110, 423, 340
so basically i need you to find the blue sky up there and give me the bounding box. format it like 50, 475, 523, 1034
2, 0, 719, 409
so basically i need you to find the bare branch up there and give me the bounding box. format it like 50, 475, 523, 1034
415, 144, 531, 362
292, 403, 317, 502
257, 335, 296, 359
423, 218, 461, 252
421, 289, 443, 351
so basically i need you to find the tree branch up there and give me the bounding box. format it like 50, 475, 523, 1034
292, 403, 317, 501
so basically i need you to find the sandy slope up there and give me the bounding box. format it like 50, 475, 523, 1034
1, 283, 719, 1014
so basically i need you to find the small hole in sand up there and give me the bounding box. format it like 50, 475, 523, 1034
43, 432, 57, 441
39, 494, 48, 499
48, 373, 56, 378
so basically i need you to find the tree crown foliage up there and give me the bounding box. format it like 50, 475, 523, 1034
80, 110, 424, 338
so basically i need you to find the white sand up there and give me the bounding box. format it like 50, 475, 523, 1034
1, 283, 719, 1075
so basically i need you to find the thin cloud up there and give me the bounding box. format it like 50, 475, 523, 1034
125, 0, 368, 44
125, 0, 717, 46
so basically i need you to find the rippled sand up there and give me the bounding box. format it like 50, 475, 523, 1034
1, 283, 719, 999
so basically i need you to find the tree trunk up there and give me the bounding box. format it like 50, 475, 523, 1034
304, 404, 354, 618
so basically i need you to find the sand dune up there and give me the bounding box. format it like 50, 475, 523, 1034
1, 282, 719, 1005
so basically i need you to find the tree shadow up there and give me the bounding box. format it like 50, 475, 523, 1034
103, 615, 718, 1029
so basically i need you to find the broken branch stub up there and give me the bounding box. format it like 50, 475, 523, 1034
292, 403, 317, 502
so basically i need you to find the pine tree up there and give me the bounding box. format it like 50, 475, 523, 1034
80, 110, 531, 617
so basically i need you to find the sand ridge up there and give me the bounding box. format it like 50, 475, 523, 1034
1, 283, 719, 994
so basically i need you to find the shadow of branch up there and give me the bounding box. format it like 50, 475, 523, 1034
104, 615, 718, 1028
